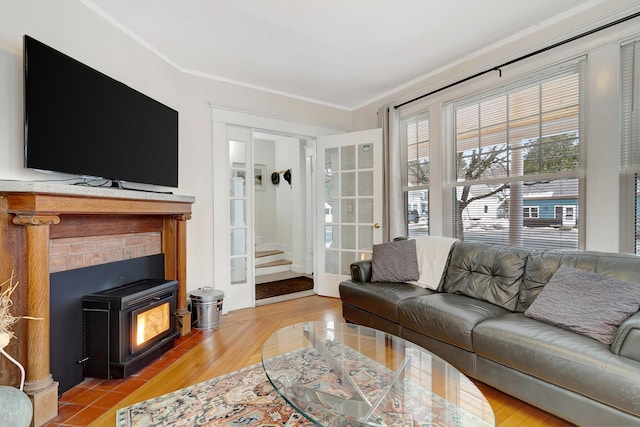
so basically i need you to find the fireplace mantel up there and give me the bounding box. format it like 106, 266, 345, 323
0, 181, 194, 426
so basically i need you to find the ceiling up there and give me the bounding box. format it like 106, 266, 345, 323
84, 0, 605, 110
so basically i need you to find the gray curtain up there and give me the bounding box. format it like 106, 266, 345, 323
378, 105, 404, 242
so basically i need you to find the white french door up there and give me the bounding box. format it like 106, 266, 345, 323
315, 128, 383, 297
226, 125, 255, 310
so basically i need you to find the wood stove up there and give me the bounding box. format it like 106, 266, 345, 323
82, 279, 180, 379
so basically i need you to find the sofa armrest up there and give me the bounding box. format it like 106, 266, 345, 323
611, 311, 640, 362
350, 260, 372, 282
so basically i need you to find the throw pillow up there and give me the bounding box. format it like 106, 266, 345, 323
371, 239, 419, 283
524, 265, 640, 345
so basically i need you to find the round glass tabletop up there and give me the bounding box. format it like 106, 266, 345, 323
262, 321, 495, 427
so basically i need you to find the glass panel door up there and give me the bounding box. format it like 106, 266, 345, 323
316, 129, 382, 297
226, 123, 255, 309
229, 140, 248, 285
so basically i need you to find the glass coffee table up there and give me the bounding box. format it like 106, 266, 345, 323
262, 321, 495, 427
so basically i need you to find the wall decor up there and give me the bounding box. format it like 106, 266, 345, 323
254, 164, 266, 190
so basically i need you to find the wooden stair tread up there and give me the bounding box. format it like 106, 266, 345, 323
256, 259, 292, 268
255, 250, 284, 258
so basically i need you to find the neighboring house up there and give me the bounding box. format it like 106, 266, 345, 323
521, 180, 579, 228
454, 180, 579, 229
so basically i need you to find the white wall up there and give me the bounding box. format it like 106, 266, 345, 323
0, 1, 351, 295
274, 135, 301, 264
254, 138, 277, 247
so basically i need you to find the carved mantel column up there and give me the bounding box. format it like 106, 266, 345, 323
12, 214, 60, 427
174, 213, 192, 336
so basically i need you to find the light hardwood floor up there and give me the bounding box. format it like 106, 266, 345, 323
89, 295, 571, 426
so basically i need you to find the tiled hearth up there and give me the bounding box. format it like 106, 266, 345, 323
44, 329, 208, 426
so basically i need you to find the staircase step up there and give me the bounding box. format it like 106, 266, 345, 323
255, 250, 287, 267
256, 259, 292, 276
255, 250, 283, 258
256, 259, 292, 268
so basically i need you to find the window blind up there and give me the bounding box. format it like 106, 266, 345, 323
620, 41, 640, 254
401, 111, 430, 236
445, 58, 586, 249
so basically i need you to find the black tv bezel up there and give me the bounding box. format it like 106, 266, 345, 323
23, 35, 179, 188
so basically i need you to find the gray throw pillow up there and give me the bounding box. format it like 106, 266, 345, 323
524, 265, 640, 345
371, 239, 419, 283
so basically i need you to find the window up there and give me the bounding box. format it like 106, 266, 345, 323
621, 41, 640, 254
565, 206, 574, 220
402, 111, 430, 236
445, 59, 585, 249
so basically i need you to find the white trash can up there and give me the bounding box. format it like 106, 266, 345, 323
190, 287, 224, 329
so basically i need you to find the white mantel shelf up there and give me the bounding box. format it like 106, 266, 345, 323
0, 180, 194, 204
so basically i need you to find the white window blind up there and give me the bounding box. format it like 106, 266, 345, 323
621, 41, 640, 254
445, 58, 585, 249
401, 111, 429, 237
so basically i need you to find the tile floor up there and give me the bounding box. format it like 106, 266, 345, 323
44, 329, 208, 427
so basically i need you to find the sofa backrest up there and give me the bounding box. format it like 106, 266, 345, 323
439, 241, 529, 311
518, 249, 640, 312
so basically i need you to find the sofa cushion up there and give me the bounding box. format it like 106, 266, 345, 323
474, 313, 640, 415
339, 280, 433, 323
371, 239, 419, 282
524, 265, 640, 344
440, 242, 528, 311
398, 293, 509, 351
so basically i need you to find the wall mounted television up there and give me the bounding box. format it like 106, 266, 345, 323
24, 35, 179, 188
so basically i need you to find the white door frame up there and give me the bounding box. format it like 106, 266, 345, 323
211, 106, 345, 313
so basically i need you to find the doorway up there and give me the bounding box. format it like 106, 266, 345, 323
212, 106, 350, 313
252, 131, 315, 305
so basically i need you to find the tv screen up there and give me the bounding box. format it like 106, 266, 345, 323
24, 35, 179, 188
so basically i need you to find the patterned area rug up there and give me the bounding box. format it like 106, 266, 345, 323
118, 363, 311, 427
117, 344, 493, 427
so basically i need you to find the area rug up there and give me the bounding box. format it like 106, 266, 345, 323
117, 343, 493, 427
117, 362, 311, 427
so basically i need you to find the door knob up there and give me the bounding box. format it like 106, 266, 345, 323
374, 223, 380, 229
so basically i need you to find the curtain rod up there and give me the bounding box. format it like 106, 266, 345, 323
394, 10, 640, 109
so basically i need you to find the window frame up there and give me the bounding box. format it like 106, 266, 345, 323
443, 57, 586, 249
523, 206, 539, 218
400, 110, 430, 237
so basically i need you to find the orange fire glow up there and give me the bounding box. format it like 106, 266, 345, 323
136, 302, 170, 346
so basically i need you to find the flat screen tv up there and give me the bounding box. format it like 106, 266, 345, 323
24, 35, 179, 188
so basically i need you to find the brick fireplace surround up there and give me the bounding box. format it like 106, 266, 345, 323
0, 181, 194, 427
